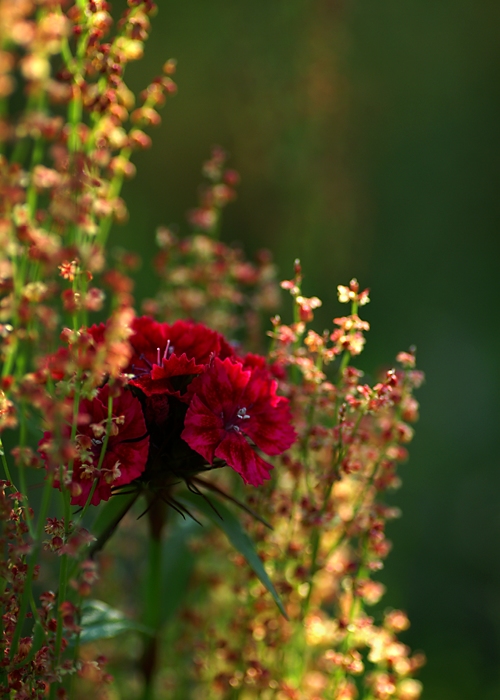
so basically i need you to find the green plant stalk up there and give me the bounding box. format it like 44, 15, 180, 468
0, 439, 15, 485
290, 288, 305, 386
25, 93, 47, 218
285, 386, 319, 549
10, 94, 38, 166
3, 237, 29, 381
9, 470, 54, 661
17, 402, 35, 539
51, 390, 115, 695
52, 511, 71, 663
302, 295, 367, 610
338, 298, 359, 378
330, 546, 369, 696
141, 496, 167, 700
49, 381, 86, 686
97, 146, 132, 250
0, 97, 5, 155
67, 393, 116, 583
68, 591, 84, 700
302, 404, 368, 622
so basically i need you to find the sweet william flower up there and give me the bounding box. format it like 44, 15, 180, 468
129, 316, 234, 373
181, 357, 296, 486
128, 316, 234, 398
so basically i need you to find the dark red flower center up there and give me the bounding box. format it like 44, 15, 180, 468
226, 406, 251, 432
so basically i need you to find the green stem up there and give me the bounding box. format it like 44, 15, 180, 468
51, 483, 72, 683
0, 98, 6, 155
68, 591, 84, 700
51, 389, 114, 687
17, 402, 35, 539
303, 402, 367, 614
0, 439, 15, 486
9, 471, 53, 661
77, 391, 114, 521
53, 551, 69, 650
97, 146, 131, 249
26, 92, 47, 217
331, 552, 368, 694
336, 299, 359, 381
140, 495, 167, 700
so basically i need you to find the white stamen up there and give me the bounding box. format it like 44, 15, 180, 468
163, 339, 172, 360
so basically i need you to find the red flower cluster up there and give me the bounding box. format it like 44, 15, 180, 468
128, 317, 296, 487
41, 317, 296, 504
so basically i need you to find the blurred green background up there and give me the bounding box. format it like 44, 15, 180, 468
112, 1, 500, 698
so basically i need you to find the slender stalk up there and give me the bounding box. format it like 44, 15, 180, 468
0, 98, 5, 155
335, 298, 359, 415
9, 471, 53, 661
0, 438, 15, 486
140, 494, 167, 700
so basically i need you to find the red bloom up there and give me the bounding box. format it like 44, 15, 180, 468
129, 316, 233, 372
40, 385, 149, 506
181, 357, 296, 486
129, 317, 234, 398
130, 353, 203, 398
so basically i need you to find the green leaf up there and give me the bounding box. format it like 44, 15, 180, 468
89, 491, 139, 557
178, 490, 288, 619
79, 599, 152, 644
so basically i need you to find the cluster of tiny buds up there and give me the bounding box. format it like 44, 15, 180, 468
187, 146, 240, 234
271, 266, 375, 385
337, 278, 370, 306
280, 260, 323, 323
143, 153, 280, 339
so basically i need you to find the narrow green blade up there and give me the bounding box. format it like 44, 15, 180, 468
90, 491, 139, 557
178, 490, 288, 619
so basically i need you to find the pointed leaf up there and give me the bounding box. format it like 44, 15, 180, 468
178, 490, 288, 619
79, 599, 152, 644
89, 491, 139, 557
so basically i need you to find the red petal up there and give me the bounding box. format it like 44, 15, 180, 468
238, 372, 296, 455
215, 432, 273, 486
130, 354, 203, 396
243, 396, 296, 455
181, 393, 226, 464
187, 358, 250, 419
